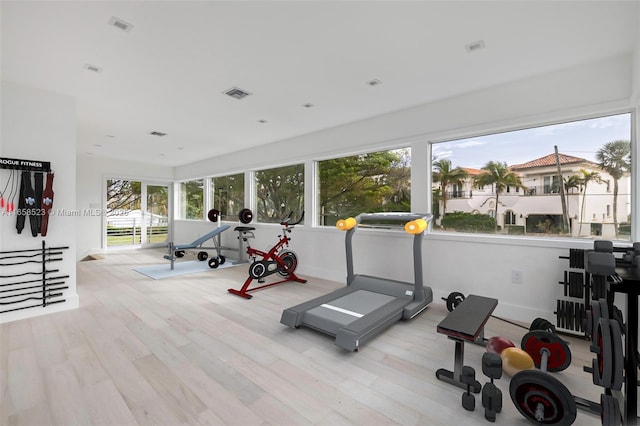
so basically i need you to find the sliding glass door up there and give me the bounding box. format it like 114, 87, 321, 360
105, 179, 170, 248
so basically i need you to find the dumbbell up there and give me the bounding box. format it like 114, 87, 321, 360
461, 366, 476, 411
509, 331, 577, 425
481, 352, 502, 422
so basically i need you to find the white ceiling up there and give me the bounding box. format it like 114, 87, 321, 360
2, 1, 639, 167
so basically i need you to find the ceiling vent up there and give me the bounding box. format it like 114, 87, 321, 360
465, 40, 486, 53
108, 16, 134, 32
366, 79, 382, 86
84, 63, 102, 73
149, 131, 167, 137
224, 87, 252, 99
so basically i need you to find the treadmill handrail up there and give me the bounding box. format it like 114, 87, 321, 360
345, 212, 432, 302
355, 212, 432, 224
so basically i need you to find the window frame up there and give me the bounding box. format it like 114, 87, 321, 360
426, 108, 637, 245
315, 146, 412, 228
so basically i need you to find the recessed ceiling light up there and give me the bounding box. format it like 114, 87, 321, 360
108, 16, 134, 32
159, 154, 165, 157
149, 131, 167, 137
366, 79, 382, 86
257, 120, 268, 124
105, 134, 115, 138
465, 40, 486, 53
224, 87, 252, 99
84, 63, 103, 73
93, 144, 102, 147
302, 103, 315, 108
177, 147, 184, 150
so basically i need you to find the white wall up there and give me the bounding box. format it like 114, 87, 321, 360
0, 81, 78, 323
174, 53, 636, 324
75, 155, 173, 258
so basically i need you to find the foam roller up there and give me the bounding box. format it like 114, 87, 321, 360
404, 219, 427, 234
336, 217, 357, 231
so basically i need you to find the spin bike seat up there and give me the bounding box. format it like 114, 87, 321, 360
235, 226, 255, 232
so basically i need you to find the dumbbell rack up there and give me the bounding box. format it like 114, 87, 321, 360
557, 248, 590, 335
0, 241, 69, 315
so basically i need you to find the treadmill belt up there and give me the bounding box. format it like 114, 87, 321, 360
303, 290, 396, 334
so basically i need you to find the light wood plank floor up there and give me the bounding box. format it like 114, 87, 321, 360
1, 248, 606, 425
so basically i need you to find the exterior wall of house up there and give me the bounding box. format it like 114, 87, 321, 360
437, 159, 630, 239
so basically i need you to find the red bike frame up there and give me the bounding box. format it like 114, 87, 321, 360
228, 213, 306, 299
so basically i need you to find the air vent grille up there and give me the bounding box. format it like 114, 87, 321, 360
149, 131, 167, 137
224, 87, 252, 99
84, 63, 103, 73
108, 16, 134, 32
465, 40, 486, 53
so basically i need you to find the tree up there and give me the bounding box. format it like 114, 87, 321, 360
563, 174, 582, 233
432, 159, 468, 220
596, 140, 631, 237
474, 161, 526, 232
255, 164, 304, 223
212, 173, 244, 218
576, 169, 602, 236
318, 150, 407, 224
106, 179, 141, 214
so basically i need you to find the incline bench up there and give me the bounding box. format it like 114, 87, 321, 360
436, 294, 498, 393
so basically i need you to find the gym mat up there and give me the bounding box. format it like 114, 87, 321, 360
134, 259, 239, 280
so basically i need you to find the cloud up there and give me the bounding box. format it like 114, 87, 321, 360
454, 140, 486, 148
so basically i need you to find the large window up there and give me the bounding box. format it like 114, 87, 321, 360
431, 113, 632, 240
179, 179, 204, 220
255, 164, 304, 223
210, 173, 244, 220
318, 148, 411, 226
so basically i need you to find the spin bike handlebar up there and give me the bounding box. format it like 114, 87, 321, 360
280, 211, 304, 227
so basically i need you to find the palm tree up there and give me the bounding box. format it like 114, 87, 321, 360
596, 140, 631, 237
432, 159, 468, 220
474, 161, 526, 232
577, 169, 602, 236
563, 174, 582, 232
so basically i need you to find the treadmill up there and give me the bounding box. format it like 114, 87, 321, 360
280, 212, 433, 351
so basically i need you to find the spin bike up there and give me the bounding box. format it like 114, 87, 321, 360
227, 212, 307, 299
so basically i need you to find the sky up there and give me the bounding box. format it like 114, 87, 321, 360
431, 113, 631, 170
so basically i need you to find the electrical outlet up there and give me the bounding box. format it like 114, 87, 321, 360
511, 269, 523, 284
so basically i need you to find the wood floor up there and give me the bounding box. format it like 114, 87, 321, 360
1, 248, 604, 425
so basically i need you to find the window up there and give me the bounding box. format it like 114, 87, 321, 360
210, 173, 244, 220
431, 112, 632, 240
318, 148, 411, 226
179, 179, 204, 220
255, 164, 304, 223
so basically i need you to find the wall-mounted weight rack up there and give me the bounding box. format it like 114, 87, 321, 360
0, 240, 69, 314
557, 248, 590, 335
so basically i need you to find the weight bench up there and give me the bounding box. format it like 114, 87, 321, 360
436, 294, 498, 393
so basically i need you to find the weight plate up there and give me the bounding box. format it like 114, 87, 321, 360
521, 330, 571, 372
197, 251, 208, 261
208, 257, 219, 269
207, 208, 220, 222
594, 318, 613, 389
601, 394, 618, 426
530, 318, 543, 331
556, 300, 561, 329
239, 208, 253, 224
599, 299, 610, 322
510, 370, 576, 425
590, 301, 602, 342
445, 292, 465, 312
608, 320, 624, 391
218, 255, 226, 265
